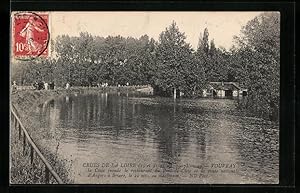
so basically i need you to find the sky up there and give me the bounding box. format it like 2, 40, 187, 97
50, 11, 263, 50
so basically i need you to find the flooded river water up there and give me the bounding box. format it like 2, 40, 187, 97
34, 92, 279, 184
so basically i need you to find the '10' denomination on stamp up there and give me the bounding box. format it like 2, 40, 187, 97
12, 12, 49, 59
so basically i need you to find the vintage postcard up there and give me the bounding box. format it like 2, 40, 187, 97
10, 11, 280, 184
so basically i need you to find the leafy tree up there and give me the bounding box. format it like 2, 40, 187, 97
209, 39, 216, 57
51, 33, 159, 86
233, 12, 280, 119
198, 28, 209, 54
196, 28, 229, 82
154, 21, 205, 96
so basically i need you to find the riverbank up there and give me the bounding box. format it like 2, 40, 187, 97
10, 90, 72, 184
10, 85, 152, 184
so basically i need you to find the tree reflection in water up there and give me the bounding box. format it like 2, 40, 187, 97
35, 93, 279, 184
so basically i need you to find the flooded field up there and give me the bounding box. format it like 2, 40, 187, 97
32, 92, 279, 184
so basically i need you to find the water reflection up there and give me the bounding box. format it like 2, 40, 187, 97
35, 93, 279, 184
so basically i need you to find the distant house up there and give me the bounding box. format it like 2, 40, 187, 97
203, 82, 247, 97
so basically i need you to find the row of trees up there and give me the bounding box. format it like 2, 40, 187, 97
12, 12, 280, 120
12, 23, 232, 95
12, 34, 157, 87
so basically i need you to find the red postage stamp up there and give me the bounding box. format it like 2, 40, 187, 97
12, 12, 49, 59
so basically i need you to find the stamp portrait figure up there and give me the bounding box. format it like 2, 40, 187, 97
19, 16, 45, 54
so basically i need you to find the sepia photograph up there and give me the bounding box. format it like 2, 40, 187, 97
10, 11, 280, 184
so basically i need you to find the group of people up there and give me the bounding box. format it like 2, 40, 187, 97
12, 81, 133, 90
96, 82, 130, 87
33, 81, 55, 90
97, 82, 109, 87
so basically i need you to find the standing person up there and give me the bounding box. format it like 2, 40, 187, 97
33, 81, 38, 90
12, 81, 17, 90
44, 82, 48, 90
50, 81, 55, 90
66, 82, 70, 89
38, 81, 44, 90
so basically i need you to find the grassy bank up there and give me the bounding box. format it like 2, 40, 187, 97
10, 89, 74, 184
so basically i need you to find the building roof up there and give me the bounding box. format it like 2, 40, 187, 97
209, 82, 241, 91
